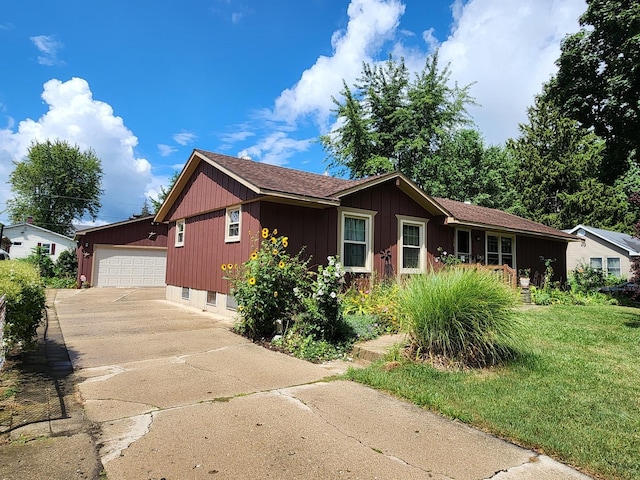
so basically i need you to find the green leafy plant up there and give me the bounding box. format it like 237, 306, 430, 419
55, 249, 77, 279
342, 279, 400, 333
0, 260, 46, 352
398, 268, 520, 367
311, 256, 346, 341
435, 246, 462, 267
228, 228, 311, 340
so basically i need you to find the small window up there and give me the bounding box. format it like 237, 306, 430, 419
175, 219, 185, 247
397, 216, 427, 274
339, 209, 375, 273
206, 291, 217, 306
226, 294, 238, 311
590, 257, 603, 271
606, 257, 621, 277
38, 243, 54, 255
13, 241, 22, 246
225, 206, 241, 243
455, 230, 471, 263
181, 287, 190, 300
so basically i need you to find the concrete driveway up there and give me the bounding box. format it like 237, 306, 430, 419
54, 288, 591, 480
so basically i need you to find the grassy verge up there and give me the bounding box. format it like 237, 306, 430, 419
346, 305, 640, 480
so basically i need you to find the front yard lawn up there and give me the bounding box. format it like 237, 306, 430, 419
346, 305, 640, 480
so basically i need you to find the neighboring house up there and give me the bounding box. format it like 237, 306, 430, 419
3, 222, 76, 262
155, 149, 577, 316
75, 215, 168, 287
565, 225, 640, 280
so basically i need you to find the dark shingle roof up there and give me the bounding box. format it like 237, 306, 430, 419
435, 197, 577, 240
196, 149, 363, 201
567, 225, 640, 255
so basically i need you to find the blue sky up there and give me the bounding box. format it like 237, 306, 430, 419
0, 0, 586, 226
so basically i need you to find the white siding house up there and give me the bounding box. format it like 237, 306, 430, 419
4, 223, 76, 262
565, 225, 640, 280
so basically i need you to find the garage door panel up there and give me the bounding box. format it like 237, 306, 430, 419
94, 247, 167, 287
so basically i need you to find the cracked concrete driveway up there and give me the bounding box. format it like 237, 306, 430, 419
55, 288, 591, 480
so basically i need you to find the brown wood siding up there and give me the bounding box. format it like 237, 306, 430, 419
167, 161, 258, 221
76, 218, 168, 287
165, 202, 260, 294
260, 202, 338, 270
516, 236, 568, 283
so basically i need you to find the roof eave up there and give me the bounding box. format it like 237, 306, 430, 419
445, 218, 579, 242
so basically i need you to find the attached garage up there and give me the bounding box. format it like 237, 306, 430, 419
75, 216, 169, 288
93, 246, 166, 287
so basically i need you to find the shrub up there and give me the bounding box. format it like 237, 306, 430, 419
229, 229, 311, 340
0, 260, 46, 352
310, 256, 346, 341
55, 249, 77, 278
22, 246, 56, 278
342, 279, 400, 333
399, 268, 520, 367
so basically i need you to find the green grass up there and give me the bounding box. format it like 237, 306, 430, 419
346, 305, 640, 480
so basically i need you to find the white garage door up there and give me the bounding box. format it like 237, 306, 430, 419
94, 246, 166, 287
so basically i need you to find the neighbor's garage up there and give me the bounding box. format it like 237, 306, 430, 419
93, 246, 166, 287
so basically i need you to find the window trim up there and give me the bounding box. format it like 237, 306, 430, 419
606, 257, 621, 277
175, 219, 186, 247
590, 257, 603, 271
396, 215, 428, 274
485, 232, 515, 268
225, 205, 242, 243
338, 208, 376, 273
454, 229, 471, 264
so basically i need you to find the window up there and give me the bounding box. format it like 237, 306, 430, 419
339, 209, 375, 272
181, 287, 190, 300
397, 216, 427, 274
486, 234, 514, 267
455, 230, 471, 263
225, 206, 241, 243
38, 242, 55, 255
206, 291, 217, 306
226, 294, 238, 311
590, 257, 603, 271
606, 257, 621, 277
175, 219, 185, 247
12, 241, 22, 246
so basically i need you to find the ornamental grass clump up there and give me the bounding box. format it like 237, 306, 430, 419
228, 228, 311, 340
399, 268, 521, 368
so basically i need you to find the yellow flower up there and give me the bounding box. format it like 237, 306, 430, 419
261, 228, 269, 238
227, 263, 233, 270
248, 277, 256, 285
282, 237, 289, 248
278, 261, 285, 269
221, 264, 227, 271
250, 251, 258, 260
272, 249, 279, 256
271, 237, 277, 244
238, 305, 244, 311
273, 291, 278, 297
273, 228, 278, 235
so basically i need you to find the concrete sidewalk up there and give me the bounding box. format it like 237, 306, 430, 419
3, 288, 592, 479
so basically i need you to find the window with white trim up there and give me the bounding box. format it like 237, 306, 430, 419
455, 229, 471, 263
175, 219, 185, 247
606, 257, 621, 277
225, 206, 241, 243
590, 257, 603, 271
397, 216, 427, 274
339, 209, 375, 272
486, 234, 514, 267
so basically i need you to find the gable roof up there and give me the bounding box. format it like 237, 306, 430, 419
566, 225, 640, 256
155, 149, 574, 242
74, 215, 159, 240
435, 197, 578, 241
4, 223, 75, 242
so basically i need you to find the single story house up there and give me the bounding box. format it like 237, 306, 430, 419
154, 149, 576, 316
565, 225, 640, 279
75, 215, 168, 287
3, 222, 76, 262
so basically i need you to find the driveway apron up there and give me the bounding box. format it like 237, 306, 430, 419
55, 288, 591, 480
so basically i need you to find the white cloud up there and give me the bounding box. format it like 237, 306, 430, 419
0, 77, 158, 224
172, 132, 197, 146
238, 132, 312, 166
436, 0, 586, 145
158, 144, 177, 157
30, 35, 64, 66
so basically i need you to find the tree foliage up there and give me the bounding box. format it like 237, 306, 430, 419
321, 53, 475, 181
150, 170, 180, 213
507, 87, 636, 231
7, 139, 103, 236
551, 0, 640, 179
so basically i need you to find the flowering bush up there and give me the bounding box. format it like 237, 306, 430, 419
228, 228, 310, 340
310, 256, 346, 340
342, 280, 400, 332
435, 247, 462, 267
